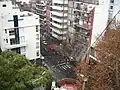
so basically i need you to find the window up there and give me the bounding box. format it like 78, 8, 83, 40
110, 0, 114, 3
36, 50, 39, 56
5, 29, 7, 33
2, 4, 6, 7
36, 42, 39, 48
36, 34, 39, 40
9, 30, 15, 35
6, 39, 8, 43
36, 25, 38, 32
23, 54, 26, 57
110, 6, 113, 9
21, 46, 26, 53
10, 38, 16, 45
20, 36, 25, 43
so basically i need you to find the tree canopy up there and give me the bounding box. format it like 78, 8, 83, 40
76, 28, 120, 90
0, 51, 52, 90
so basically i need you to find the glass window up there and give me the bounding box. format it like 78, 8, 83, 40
36, 42, 39, 48
2, 4, 6, 7
36, 50, 39, 56
6, 39, 8, 43
36, 25, 38, 32
21, 46, 26, 53
110, 6, 113, 9
5, 29, 7, 33
10, 38, 16, 45
36, 34, 39, 40
110, 0, 114, 3
20, 36, 25, 43
9, 30, 15, 35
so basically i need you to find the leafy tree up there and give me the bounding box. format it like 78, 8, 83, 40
0, 51, 52, 90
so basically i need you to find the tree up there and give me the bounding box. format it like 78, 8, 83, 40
0, 51, 52, 90
76, 28, 120, 90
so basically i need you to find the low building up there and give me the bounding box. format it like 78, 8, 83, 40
0, 0, 41, 60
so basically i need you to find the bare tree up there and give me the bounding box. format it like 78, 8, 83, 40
76, 28, 120, 90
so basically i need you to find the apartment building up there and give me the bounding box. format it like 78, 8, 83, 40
51, 0, 68, 40
35, 0, 46, 27
67, 0, 98, 61
91, 0, 120, 46
0, 0, 41, 60
68, 0, 97, 42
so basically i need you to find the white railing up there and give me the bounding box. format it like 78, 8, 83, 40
4, 41, 28, 49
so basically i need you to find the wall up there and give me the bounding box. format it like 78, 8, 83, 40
91, 0, 110, 46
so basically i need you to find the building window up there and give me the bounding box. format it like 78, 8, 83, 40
21, 46, 26, 53
20, 36, 25, 43
9, 30, 15, 35
10, 38, 16, 45
110, 6, 113, 9
6, 39, 8, 43
36, 34, 39, 40
36, 25, 38, 32
5, 29, 7, 33
36, 42, 39, 48
2, 4, 6, 7
110, 0, 114, 3
36, 50, 39, 56
23, 54, 26, 57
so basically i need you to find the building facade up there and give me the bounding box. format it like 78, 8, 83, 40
0, 0, 41, 60
51, 0, 68, 40
29, 0, 51, 34
67, 0, 98, 61
91, 0, 120, 46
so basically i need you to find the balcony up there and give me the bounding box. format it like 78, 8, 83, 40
51, 11, 67, 17
52, 27, 67, 34
53, 0, 68, 4
52, 22, 67, 29
4, 41, 28, 49
51, 16, 67, 23
74, 0, 99, 5
36, 3, 46, 6
52, 6, 68, 11
52, 32, 66, 40
36, 7, 46, 11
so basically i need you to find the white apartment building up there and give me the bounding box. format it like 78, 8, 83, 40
91, 0, 120, 46
51, 0, 68, 40
0, 0, 41, 60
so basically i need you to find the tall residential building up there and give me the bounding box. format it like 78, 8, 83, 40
35, 0, 46, 27
51, 0, 68, 40
67, 0, 98, 61
0, 0, 41, 60
29, 0, 51, 33
91, 0, 120, 46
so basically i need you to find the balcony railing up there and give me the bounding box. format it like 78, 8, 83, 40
51, 11, 67, 17
52, 32, 66, 40
74, 0, 99, 5
4, 41, 28, 49
52, 27, 67, 34
52, 22, 67, 29
51, 16, 67, 23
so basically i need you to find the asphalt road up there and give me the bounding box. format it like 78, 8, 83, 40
40, 33, 76, 81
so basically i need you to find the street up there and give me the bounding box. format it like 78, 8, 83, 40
40, 33, 76, 81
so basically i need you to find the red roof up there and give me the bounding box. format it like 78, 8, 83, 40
61, 84, 77, 90
60, 78, 78, 90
